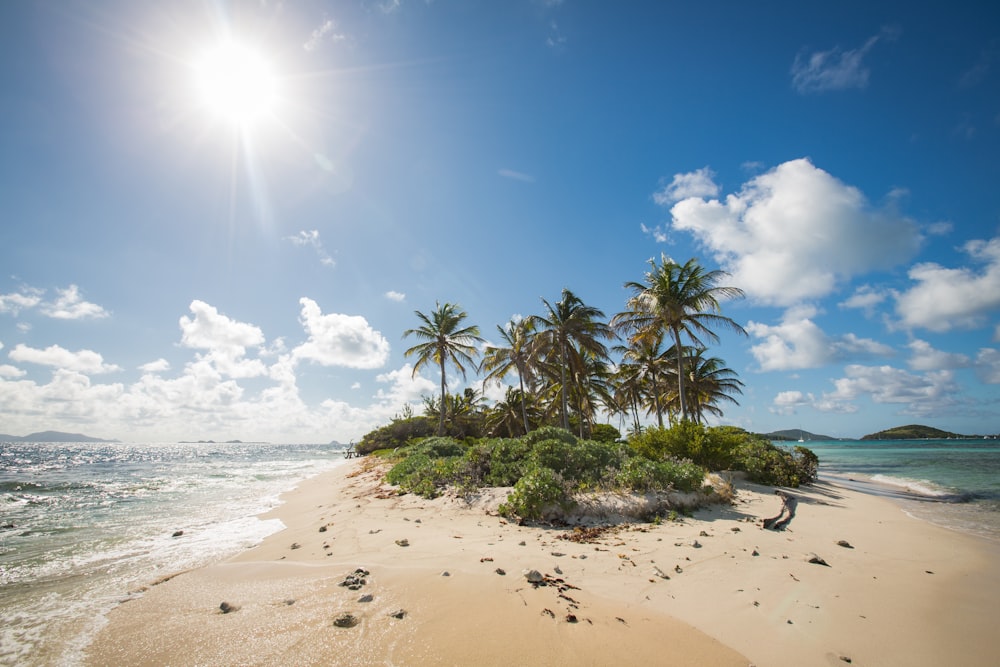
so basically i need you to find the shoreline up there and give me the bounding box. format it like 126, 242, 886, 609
85, 459, 1000, 666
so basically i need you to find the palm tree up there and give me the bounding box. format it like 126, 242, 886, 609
403, 302, 484, 435
613, 336, 671, 428
683, 349, 745, 424
529, 288, 615, 430
481, 318, 537, 435
612, 256, 746, 422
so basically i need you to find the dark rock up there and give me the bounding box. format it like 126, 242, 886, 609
495, 568, 506, 576
319, 525, 328, 533
388, 609, 407, 619
806, 553, 830, 566
290, 542, 301, 550
836, 540, 853, 549
172, 530, 184, 537
395, 539, 409, 547
219, 601, 239, 614
358, 594, 374, 603
565, 614, 578, 623
333, 613, 359, 628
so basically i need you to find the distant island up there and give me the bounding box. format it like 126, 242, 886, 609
764, 429, 837, 442
861, 424, 973, 440
0, 430, 117, 443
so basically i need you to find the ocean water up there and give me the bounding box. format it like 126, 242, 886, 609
0, 441, 349, 667
799, 438, 1000, 542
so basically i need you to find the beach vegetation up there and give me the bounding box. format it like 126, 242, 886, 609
611, 255, 746, 424
404, 302, 484, 436
356, 416, 436, 455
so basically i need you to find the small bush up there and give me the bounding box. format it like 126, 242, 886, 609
733, 439, 818, 487
411, 436, 465, 458
615, 457, 706, 493
384, 453, 462, 498
498, 466, 572, 521
357, 416, 435, 454
589, 423, 621, 443
627, 422, 737, 471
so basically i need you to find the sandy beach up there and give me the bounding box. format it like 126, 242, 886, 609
85, 458, 1000, 667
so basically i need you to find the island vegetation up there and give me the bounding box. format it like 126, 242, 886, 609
357, 256, 819, 521
861, 424, 970, 440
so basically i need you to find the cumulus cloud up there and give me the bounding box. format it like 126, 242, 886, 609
653, 167, 720, 205
179, 300, 268, 379
0, 364, 25, 378
640, 222, 670, 243
139, 358, 171, 373
819, 364, 960, 417
665, 158, 923, 306
747, 305, 894, 371
373, 363, 436, 405
40, 285, 109, 320
384, 291, 406, 302
893, 237, 1000, 332
286, 230, 335, 267
0, 288, 43, 315
975, 348, 1000, 383
9, 343, 122, 374
907, 340, 970, 371
791, 27, 898, 94
292, 297, 390, 369
839, 284, 888, 317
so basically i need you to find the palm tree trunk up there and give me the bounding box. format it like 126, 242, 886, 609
517, 374, 530, 435
559, 342, 570, 430
671, 325, 688, 422
438, 361, 447, 436
651, 368, 664, 428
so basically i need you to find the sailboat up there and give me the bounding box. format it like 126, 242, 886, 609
797, 429, 805, 443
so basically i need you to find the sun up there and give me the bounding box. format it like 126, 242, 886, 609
195, 40, 278, 127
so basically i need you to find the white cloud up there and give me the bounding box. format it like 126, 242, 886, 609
292, 297, 390, 369
0, 364, 25, 378
666, 158, 923, 306
303, 19, 345, 52
374, 363, 436, 405
907, 339, 970, 371
769, 389, 813, 415
384, 291, 406, 302
747, 305, 894, 371
820, 364, 959, 416
839, 284, 888, 317
285, 230, 335, 267
139, 358, 171, 373
894, 237, 1000, 332
8, 343, 122, 374
0, 288, 43, 315
179, 300, 268, 379
975, 348, 1000, 383
791, 28, 898, 94
40, 285, 109, 320
498, 168, 535, 183
640, 222, 669, 243
652, 167, 719, 205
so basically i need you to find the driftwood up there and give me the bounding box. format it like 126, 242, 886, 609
762, 490, 798, 530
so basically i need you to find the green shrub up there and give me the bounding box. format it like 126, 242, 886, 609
476, 438, 532, 487
733, 438, 818, 487
590, 423, 621, 443
498, 466, 572, 521
411, 436, 465, 458
522, 426, 577, 447
384, 453, 462, 498
615, 457, 706, 493
627, 422, 737, 471
357, 416, 435, 454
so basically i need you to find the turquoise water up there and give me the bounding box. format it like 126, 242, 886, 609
794, 438, 1000, 541
0, 441, 348, 667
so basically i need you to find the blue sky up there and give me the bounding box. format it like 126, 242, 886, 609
2, 0, 999, 443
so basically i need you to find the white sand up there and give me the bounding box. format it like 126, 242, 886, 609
85, 459, 1000, 666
